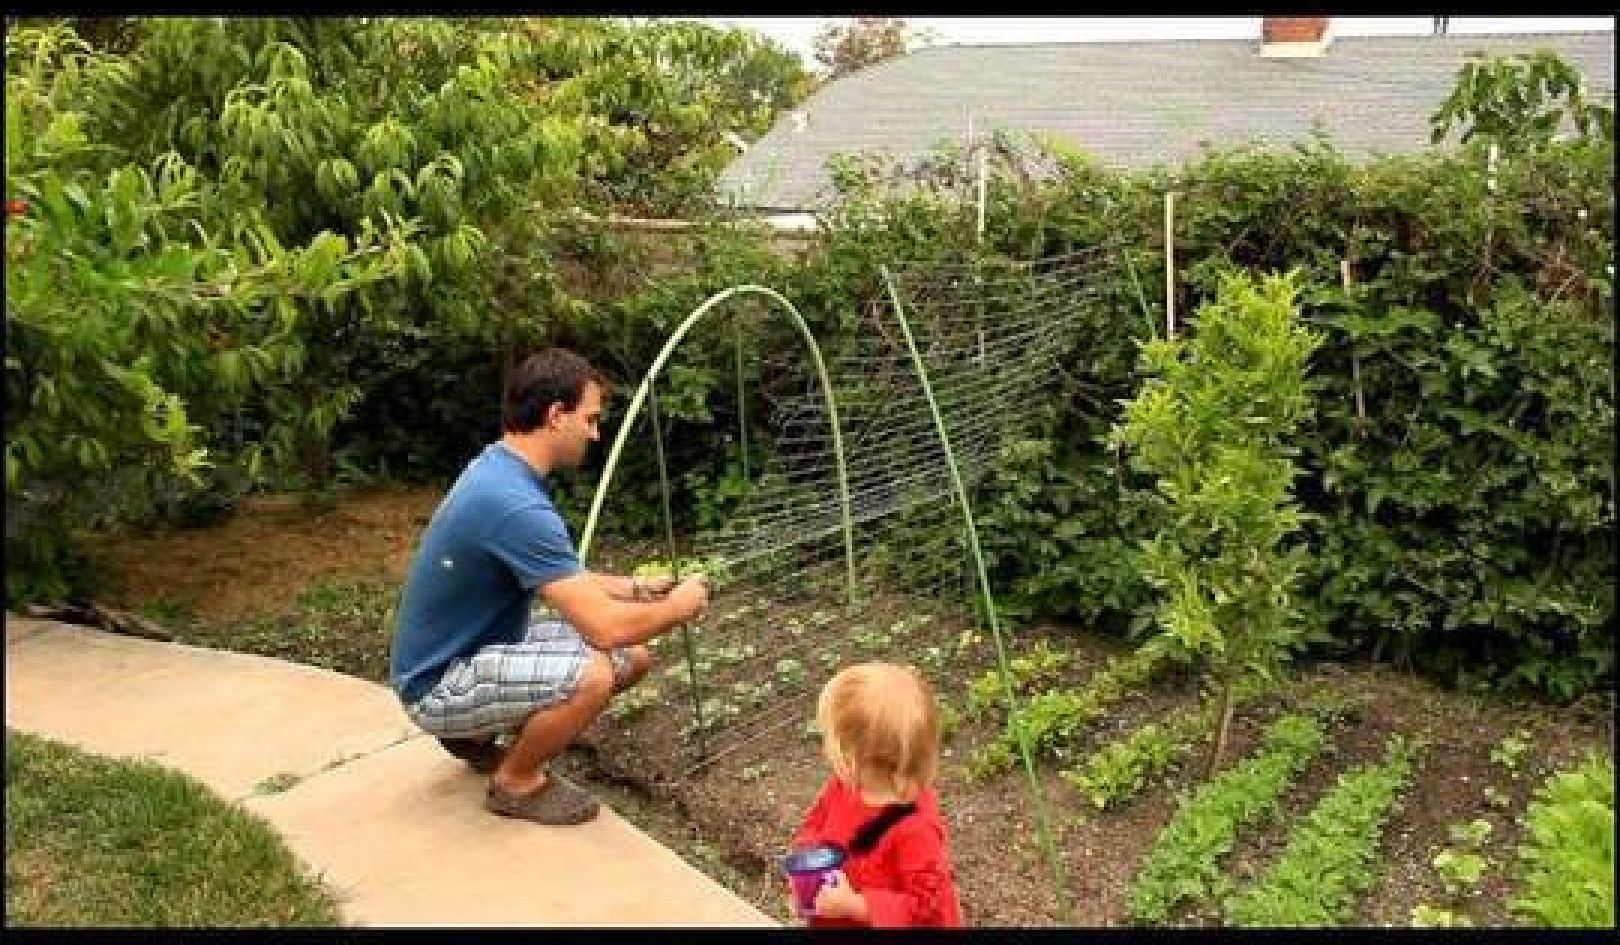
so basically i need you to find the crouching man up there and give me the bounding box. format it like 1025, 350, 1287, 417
390, 347, 708, 825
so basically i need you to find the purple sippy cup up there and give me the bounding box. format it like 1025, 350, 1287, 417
781, 844, 846, 918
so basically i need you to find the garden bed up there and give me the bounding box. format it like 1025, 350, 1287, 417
83, 486, 1613, 927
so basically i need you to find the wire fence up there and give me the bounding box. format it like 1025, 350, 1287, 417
590, 245, 1125, 774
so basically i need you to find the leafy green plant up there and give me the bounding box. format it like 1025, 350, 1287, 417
1063, 677, 1293, 811
937, 700, 962, 740
1062, 717, 1192, 811
1509, 752, 1614, 928
771, 657, 804, 686
964, 740, 1014, 782
737, 761, 772, 783
1410, 903, 1473, 927
633, 555, 733, 588
1432, 849, 1490, 898
4, 23, 418, 604
1431, 49, 1613, 153
1221, 735, 1419, 926
1125, 713, 1328, 924
1448, 817, 1493, 848
967, 640, 1169, 780
1112, 269, 1323, 775
964, 639, 1072, 718
1428, 817, 1496, 900
1490, 729, 1533, 777
607, 682, 662, 722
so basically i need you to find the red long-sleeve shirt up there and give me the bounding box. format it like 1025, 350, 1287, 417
791, 776, 965, 928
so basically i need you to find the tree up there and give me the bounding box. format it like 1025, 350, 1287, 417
4, 16, 812, 605
1111, 270, 1323, 775
811, 17, 931, 81
4, 23, 417, 603
1431, 49, 1614, 155
524, 17, 812, 214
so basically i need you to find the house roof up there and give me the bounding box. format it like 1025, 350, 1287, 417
716, 31, 1616, 212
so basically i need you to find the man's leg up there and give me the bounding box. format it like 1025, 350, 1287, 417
566, 644, 654, 753
490, 649, 616, 798
612, 644, 653, 693
471, 641, 653, 762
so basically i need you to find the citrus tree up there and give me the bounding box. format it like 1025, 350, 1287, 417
1112, 270, 1324, 772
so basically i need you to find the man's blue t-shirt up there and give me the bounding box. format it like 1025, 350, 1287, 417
391, 442, 582, 705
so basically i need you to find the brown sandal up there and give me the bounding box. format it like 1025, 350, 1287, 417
485, 775, 600, 825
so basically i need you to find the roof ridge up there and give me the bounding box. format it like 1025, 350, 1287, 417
887, 29, 1613, 56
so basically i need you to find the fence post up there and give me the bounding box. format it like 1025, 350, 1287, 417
1341, 258, 1368, 435
1165, 190, 1177, 338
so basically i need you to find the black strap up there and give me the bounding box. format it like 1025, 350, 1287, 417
846, 802, 918, 855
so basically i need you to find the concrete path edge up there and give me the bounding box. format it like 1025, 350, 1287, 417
4, 616, 776, 927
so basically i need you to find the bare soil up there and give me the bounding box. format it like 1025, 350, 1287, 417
82, 485, 1614, 927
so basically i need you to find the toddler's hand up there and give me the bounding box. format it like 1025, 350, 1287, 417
813, 871, 867, 921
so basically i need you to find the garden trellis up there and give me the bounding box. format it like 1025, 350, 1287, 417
578, 244, 1137, 918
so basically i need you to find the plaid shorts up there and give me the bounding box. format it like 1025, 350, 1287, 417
404, 618, 635, 740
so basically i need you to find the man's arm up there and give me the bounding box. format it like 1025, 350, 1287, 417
543, 572, 707, 650
588, 572, 673, 602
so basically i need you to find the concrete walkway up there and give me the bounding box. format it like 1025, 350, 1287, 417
4, 617, 775, 927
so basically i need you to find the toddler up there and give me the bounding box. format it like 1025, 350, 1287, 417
787, 661, 964, 928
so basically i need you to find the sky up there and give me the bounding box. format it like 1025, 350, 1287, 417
689, 16, 1615, 65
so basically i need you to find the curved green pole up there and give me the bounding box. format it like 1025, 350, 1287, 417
578, 285, 859, 610
880, 264, 1070, 923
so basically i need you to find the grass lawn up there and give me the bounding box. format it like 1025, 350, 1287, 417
5, 729, 342, 927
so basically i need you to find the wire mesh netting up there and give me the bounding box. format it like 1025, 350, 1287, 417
588, 245, 1129, 781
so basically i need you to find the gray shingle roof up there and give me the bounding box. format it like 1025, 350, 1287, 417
717, 31, 1616, 212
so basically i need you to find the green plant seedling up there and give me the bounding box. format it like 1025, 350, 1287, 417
1449, 818, 1493, 848
1490, 729, 1532, 777
1411, 903, 1474, 927
774, 657, 805, 685
633, 555, 732, 588
1434, 849, 1490, 896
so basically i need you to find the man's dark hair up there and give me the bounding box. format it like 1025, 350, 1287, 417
504, 348, 607, 434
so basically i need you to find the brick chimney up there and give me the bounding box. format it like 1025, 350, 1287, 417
1261, 16, 1332, 58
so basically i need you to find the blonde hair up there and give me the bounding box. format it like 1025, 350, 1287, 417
816, 662, 940, 801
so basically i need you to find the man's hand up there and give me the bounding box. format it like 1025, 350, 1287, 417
666, 575, 710, 621
633, 574, 678, 599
